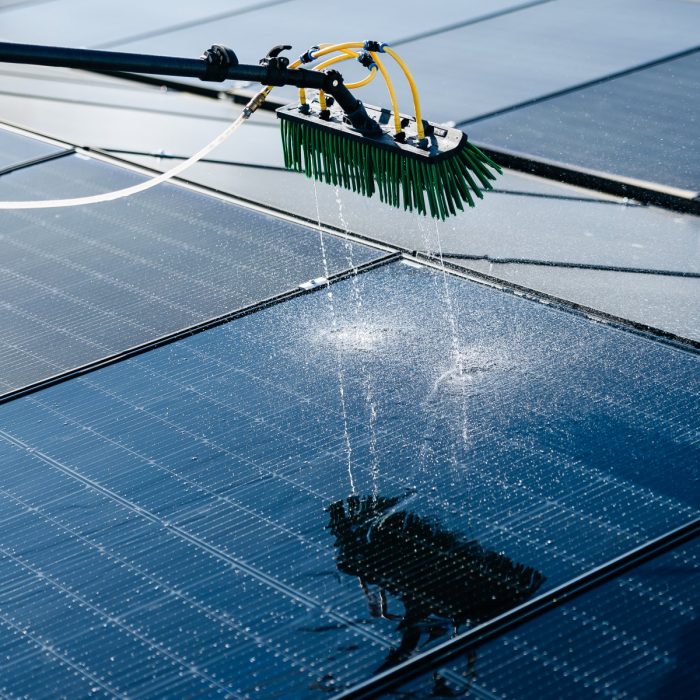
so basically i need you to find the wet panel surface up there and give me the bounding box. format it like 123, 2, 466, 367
397, 535, 700, 699
0, 151, 381, 392
0, 260, 698, 696
456, 260, 700, 342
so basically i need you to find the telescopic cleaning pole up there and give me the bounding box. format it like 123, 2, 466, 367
0, 40, 502, 219
0, 41, 381, 136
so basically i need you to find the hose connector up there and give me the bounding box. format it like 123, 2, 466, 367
299, 45, 320, 64
363, 40, 387, 53
357, 50, 377, 71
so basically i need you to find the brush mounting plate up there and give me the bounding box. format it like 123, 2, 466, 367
276, 101, 467, 162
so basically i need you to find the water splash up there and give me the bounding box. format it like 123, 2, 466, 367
335, 187, 381, 495
314, 181, 355, 494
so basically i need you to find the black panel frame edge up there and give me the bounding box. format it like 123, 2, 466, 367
479, 144, 700, 216
333, 518, 700, 699
0, 252, 401, 406
412, 253, 700, 353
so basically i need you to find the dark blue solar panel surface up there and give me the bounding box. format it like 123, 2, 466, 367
0, 128, 62, 169
0, 260, 698, 696
397, 535, 700, 699
469, 51, 700, 193
0, 149, 381, 391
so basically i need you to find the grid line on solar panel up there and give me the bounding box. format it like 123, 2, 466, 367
0, 542, 242, 697
0, 260, 698, 696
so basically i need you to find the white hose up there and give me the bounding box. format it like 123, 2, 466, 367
0, 87, 270, 210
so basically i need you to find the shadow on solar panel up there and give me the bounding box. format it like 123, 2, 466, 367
328, 494, 545, 689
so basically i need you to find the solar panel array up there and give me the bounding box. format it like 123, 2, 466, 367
469, 50, 700, 194
1, 254, 698, 697
0, 129, 382, 392
1, 0, 700, 690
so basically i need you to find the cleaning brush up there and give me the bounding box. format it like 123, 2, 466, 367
278, 41, 502, 220
279, 102, 501, 219
0, 40, 501, 219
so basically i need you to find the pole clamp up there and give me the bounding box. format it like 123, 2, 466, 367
199, 44, 238, 82
259, 44, 292, 86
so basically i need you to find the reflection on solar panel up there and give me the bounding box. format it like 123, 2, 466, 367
0, 127, 63, 170
469, 50, 700, 193
0, 260, 698, 696
397, 535, 700, 699
0, 145, 382, 392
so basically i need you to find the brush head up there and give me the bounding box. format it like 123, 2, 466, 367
277, 100, 502, 219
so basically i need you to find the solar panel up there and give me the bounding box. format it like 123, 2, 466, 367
124, 154, 700, 274
0, 259, 697, 696
469, 51, 700, 194
0, 127, 63, 170
394, 534, 700, 699
352, 0, 700, 125
108, 0, 700, 122
0, 146, 383, 392
0, 0, 261, 47
110, 0, 528, 66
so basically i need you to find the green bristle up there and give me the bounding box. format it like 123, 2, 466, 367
279, 119, 500, 220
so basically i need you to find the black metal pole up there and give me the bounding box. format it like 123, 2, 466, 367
0, 41, 327, 86
0, 41, 381, 136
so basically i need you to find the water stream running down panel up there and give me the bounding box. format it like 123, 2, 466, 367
0, 135, 382, 392
0, 260, 698, 697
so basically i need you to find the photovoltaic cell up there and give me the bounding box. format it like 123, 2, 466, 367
0, 149, 381, 392
0, 260, 698, 696
469, 51, 700, 193
396, 535, 700, 699
0, 127, 62, 170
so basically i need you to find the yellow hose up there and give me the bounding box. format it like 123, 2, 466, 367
298, 45, 381, 107
383, 46, 425, 139
290, 42, 425, 139
347, 67, 377, 89
369, 51, 401, 134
